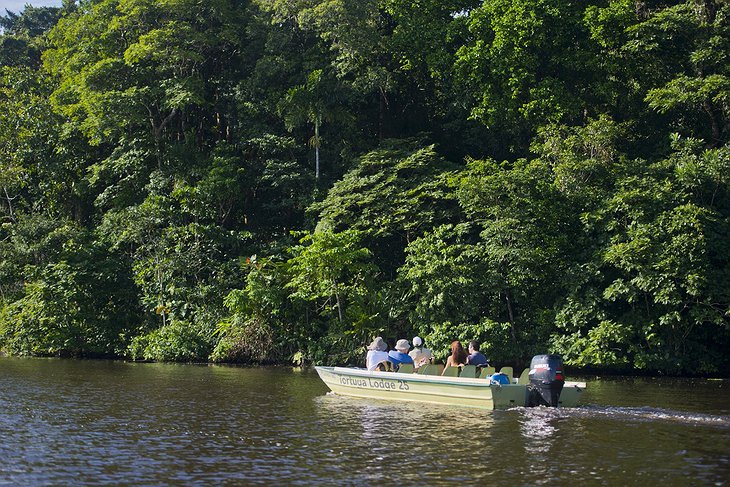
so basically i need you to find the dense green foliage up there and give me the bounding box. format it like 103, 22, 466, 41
1, 0, 728, 374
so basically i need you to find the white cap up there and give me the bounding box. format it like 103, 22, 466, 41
412, 336, 423, 347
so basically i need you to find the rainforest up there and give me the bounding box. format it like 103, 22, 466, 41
0, 0, 728, 374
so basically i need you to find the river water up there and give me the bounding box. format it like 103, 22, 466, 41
1, 358, 729, 485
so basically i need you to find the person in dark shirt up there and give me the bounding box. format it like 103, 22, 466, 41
466, 340, 488, 367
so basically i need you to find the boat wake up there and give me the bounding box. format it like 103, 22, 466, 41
516, 404, 730, 428
582, 405, 730, 427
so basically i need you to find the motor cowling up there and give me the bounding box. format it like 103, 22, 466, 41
527, 354, 565, 407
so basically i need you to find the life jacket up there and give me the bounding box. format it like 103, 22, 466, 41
375, 360, 395, 372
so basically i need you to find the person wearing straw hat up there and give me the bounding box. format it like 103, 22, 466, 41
366, 337, 391, 371
409, 336, 433, 369
387, 339, 414, 368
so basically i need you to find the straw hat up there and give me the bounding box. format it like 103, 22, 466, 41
395, 339, 410, 352
367, 337, 387, 352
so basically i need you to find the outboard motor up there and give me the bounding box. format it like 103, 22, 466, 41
527, 354, 565, 407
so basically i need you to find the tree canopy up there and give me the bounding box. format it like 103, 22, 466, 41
1, 0, 728, 375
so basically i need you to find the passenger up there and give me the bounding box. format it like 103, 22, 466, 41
409, 336, 433, 369
388, 339, 415, 369
366, 337, 391, 371
466, 340, 488, 367
442, 340, 468, 375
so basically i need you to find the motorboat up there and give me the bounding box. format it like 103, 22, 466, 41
315, 355, 586, 410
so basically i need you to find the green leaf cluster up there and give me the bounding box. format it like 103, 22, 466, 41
0, 0, 728, 374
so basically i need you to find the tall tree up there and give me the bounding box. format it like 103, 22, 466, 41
454, 0, 600, 154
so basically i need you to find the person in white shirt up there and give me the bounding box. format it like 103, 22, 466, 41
366, 337, 391, 370
408, 336, 433, 369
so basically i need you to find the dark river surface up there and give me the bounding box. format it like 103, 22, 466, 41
1, 358, 729, 486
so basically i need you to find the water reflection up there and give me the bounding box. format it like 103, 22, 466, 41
313, 393, 497, 483
519, 407, 558, 454
514, 407, 564, 485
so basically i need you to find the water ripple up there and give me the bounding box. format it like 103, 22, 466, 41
2, 359, 730, 485
543, 404, 730, 427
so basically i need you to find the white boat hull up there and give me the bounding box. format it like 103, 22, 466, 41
315, 366, 585, 409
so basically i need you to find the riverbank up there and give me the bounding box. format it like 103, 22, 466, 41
3, 351, 728, 379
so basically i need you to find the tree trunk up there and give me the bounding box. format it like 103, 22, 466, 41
703, 100, 721, 148
148, 107, 178, 170
315, 119, 320, 179
504, 288, 519, 350
3, 186, 16, 222
378, 86, 389, 141
334, 286, 343, 323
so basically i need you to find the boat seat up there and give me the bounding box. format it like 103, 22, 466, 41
460, 365, 477, 378
417, 364, 430, 375
517, 368, 530, 384
478, 366, 496, 379
418, 364, 443, 376
397, 363, 414, 374
499, 366, 514, 381
442, 366, 459, 377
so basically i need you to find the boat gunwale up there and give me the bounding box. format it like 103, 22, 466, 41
320, 366, 587, 390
